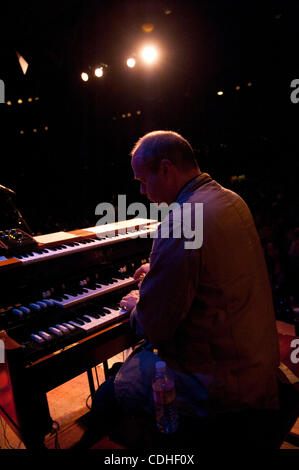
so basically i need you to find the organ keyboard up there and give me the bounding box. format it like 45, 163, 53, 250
0, 218, 158, 448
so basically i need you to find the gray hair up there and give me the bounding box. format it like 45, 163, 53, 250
130, 130, 198, 173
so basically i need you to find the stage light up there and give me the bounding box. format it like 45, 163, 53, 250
33, 128, 37, 133
95, 67, 103, 77
20, 130, 24, 135
136, 110, 141, 115
44, 126, 48, 131
127, 112, 131, 117
17, 99, 23, 104
235, 86, 240, 90
217, 91, 224, 95
127, 58, 136, 68
81, 72, 89, 82
121, 114, 126, 118
142, 23, 154, 33
247, 82, 252, 87
34, 97, 39, 101
7, 100, 12, 105
16, 51, 29, 75
141, 46, 158, 64
28, 97, 33, 102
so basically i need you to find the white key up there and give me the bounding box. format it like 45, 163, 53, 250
52, 277, 137, 308
12, 308, 23, 317
48, 327, 63, 336
29, 303, 41, 311
62, 322, 76, 331
43, 299, 55, 307
36, 301, 48, 309
20, 306, 31, 314
38, 330, 52, 341
68, 308, 128, 331
55, 324, 69, 333
17, 225, 158, 265
30, 334, 45, 344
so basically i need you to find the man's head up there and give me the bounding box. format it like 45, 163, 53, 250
131, 130, 200, 204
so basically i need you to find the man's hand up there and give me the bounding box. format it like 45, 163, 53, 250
133, 263, 150, 287
120, 290, 140, 313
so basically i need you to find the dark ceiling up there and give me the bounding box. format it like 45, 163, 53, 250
0, 0, 298, 233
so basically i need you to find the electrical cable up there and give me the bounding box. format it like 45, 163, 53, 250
86, 394, 92, 410
95, 365, 100, 388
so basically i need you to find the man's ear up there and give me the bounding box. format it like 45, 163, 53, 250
160, 158, 173, 175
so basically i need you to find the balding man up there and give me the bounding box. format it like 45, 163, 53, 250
91, 131, 280, 447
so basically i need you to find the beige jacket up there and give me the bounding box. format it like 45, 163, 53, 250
116, 173, 280, 416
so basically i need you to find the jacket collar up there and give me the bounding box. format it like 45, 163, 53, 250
175, 172, 212, 204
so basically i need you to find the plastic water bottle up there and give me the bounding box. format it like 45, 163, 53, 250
152, 361, 179, 434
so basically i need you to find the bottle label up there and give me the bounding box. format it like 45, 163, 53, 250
153, 387, 176, 405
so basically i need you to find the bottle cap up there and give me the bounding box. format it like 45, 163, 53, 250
155, 361, 166, 372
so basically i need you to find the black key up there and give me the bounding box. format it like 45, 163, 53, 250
82, 315, 92, 323
51, 295, 64, 301
89, 313, 100, 319
88, 285, 97, 291
102, 308, 112, 314
111, 304, 120, 309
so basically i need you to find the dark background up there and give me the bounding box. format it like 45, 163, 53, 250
0, 0, 298, 236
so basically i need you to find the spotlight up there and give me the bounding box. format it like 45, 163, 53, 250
217, 91, 224, 96
7, 100, 12, 105
142, 23, 154, 33
95, 67, 103, 77
17, 99, 23, 104
81, 72, 89, 82
16, 51, 29, 75
141, 46, 158, 64
28, 97, 33, 102
126, 58, 136, 68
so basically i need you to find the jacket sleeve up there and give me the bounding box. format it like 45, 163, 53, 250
130, 226, 201, 346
